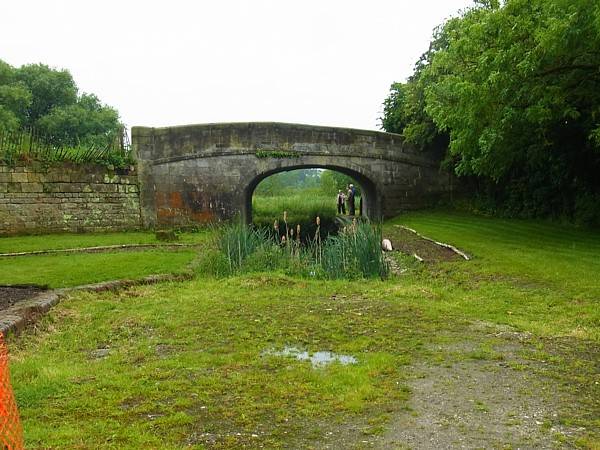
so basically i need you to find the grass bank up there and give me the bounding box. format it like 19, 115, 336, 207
5, 210, 600, 448
0, 230, 214, 288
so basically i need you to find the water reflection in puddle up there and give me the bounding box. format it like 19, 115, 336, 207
263, 346, 357, 368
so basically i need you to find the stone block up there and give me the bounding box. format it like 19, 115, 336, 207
21, 182, 43, 193
27, 172, 42, 183
7, 183, 22, 193
10, 172, 28, 183
94, 183, 119, 193
104, 174, 121, 184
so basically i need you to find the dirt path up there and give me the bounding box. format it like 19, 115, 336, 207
373, 325, 586, 449
379, 363, 566, 449
301, 321, 590, 450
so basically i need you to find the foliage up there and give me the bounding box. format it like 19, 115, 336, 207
319, 170, 361, 196
252, 193, 337, 239
0, 127, 133, 169
0, 60, 122, 149
219, 222, 275, 272
253, 169, 321, 196
254, 169, 363, 198
320, 219, 389, 279
255, 150, 300, 159
381, 0, 600, 224
216, 219, 388, 279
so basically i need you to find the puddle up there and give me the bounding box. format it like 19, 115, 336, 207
263, 346, 357, 368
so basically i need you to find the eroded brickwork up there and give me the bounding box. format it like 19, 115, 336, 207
0, 163, 141, 235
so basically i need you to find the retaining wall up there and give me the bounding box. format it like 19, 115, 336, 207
0, 163, 141, 235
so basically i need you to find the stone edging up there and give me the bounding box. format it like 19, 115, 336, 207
0, 272, 193, 336
394, 225, 471, 260
0, 243, 198, 258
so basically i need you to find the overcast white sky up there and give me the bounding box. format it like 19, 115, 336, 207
1, 0, 472, 131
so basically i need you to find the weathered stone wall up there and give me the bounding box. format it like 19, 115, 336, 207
0, 163, 141, 235
133, 122, 454, 228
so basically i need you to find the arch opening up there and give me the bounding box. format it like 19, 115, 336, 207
244, 165, 380, 239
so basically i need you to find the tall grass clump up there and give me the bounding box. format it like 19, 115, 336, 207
212, 216, 389, 279
219, 222, 275, 272
320, 220, 389, 279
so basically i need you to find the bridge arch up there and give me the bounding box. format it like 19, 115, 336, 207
243, 164, 380, 224
132, 122, 452, 229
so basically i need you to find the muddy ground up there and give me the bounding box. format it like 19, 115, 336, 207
0, 285, 46, 312
384, 226, 461, 263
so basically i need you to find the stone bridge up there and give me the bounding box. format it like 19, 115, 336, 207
132, 122, 453, 228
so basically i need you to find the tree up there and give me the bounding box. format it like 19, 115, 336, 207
319, 170, 360, 196
15, 63, 77, 127
0, 59, 122, 148
381, 0, 600, 223
36, 93, 121, 147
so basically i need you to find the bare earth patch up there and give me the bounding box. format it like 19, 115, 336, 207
373, 327, 588, 449
384, 226, 461, 263
378, 362, 569, 449
0, 285, 46, 311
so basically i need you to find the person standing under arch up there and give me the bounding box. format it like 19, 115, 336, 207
347, 184, 356, 216
336, 190, 346, 215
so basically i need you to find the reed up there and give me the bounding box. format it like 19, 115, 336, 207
218, 221, 275, 273
217, 216, 388, 279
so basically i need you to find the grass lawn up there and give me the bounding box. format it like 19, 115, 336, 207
0, 230, 214, 254
6, 210, 600, 448
385, 210, 600, 340
0, 250, 198, 288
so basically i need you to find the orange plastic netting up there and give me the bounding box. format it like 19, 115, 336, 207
0, 332, 23, 450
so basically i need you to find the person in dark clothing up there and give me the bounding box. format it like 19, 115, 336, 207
336, 190, 346, 214
347, 184, 356, 216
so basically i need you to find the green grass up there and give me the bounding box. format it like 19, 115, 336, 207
385, 210, 600, 340
0, 250, 197, 288
5, 210, 600, 448
252, 193, 337, 234
388, 210, 600, 297
0, 230, 213, 254
252, 193, 336, 220
11, 277, 417, 449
